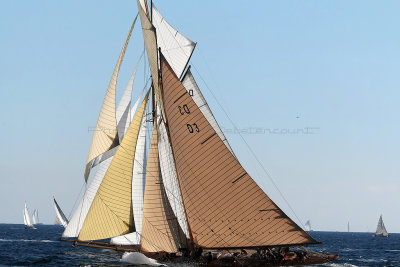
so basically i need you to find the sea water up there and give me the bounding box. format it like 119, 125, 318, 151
0, 224, 399, 266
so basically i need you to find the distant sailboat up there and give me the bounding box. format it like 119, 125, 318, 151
374, 215, 388, 237
32, 209, 37, 225
53, 198, 69, 228
23, 203, 36, 229
305, 220, 312, 231
348, 221, 350, 232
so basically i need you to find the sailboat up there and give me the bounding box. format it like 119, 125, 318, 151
61, 1, 339, 265
305, 220, 312, 232
53, 197, 69, 228
374, 215, 389, 237
23, 203, 36, 229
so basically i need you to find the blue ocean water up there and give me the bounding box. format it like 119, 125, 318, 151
0, 224, 398, 266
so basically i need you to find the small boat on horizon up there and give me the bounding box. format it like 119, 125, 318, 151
374, 215, 388, 237
23, 202, 36, 229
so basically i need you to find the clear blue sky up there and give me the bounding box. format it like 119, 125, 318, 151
0, 0, 399, 233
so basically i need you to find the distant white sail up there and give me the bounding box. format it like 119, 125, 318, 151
305, 220, 312, 231
53, 198, 69, 228
32, 210, 37, 225
23, 203, 35, 229
375, 215, 388, 237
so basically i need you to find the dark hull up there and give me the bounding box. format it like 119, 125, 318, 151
144, 252, 339, 266
374, 233, 389, 237
61, 240, 338, 266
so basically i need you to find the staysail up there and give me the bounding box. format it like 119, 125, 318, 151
375, 215, 388, 237
140, 120, 187, 253
160, 53, 317, 249
53, 198, 69, 228
84, 14, 138, 182
78, 91, 150, 241
111, 103, 149, 246
152, 4, 196, 79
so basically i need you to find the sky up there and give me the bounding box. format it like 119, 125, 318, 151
0, 0, 399, 233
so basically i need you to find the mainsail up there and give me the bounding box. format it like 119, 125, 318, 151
160, 53, 317, 248
53, 198, 69, 228
84, 14, 138, 182
78, 91, 150, 241
375, 215, 388, 237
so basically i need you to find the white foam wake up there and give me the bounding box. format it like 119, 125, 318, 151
0, 239, 56, 243
121, 252, 165, 266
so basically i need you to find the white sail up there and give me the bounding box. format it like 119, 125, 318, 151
182, 69, 235, 156
152, 4, 196, 78
23, 203, 35, 229
157, 116, 190, 238
305, 220, 312, 231
32, 210, 37, 225
110, 106, 148, 245
62, 157, 113, 237
116, 56, 143, 143
375, 215, 389, 237
53, 198, 69, 228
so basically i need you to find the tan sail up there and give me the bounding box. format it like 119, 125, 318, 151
84, 14, 138, 182
140, 119, 187, 253
160, 53, 317, 249
78, 91, 150, 241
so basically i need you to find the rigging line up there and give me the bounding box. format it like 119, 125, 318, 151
68, 182, 86, 220
189, 61, 306, 230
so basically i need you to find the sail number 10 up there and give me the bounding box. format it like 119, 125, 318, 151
177, 104, 200, 133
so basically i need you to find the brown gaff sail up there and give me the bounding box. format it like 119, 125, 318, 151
160, 52, 318, 249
